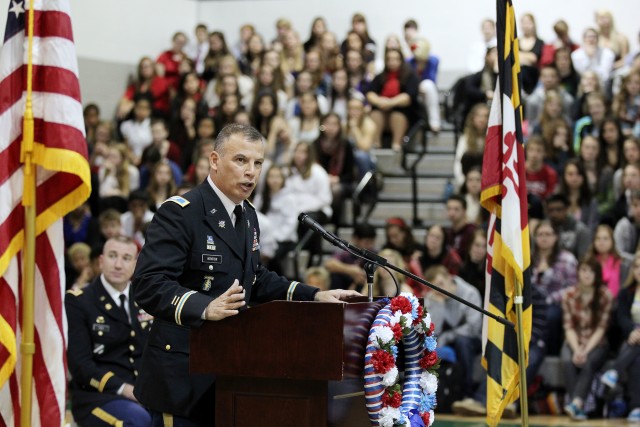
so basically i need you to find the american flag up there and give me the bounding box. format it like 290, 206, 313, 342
0, 0, 90, 425
480, 0, 532, 425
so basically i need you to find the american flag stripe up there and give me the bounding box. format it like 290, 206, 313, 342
0, 0, 90, 425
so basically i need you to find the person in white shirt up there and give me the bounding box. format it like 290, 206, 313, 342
572, 28, 616, 85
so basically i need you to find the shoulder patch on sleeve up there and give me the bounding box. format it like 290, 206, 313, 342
164, 196, 190, 208
66, 288, 83, 297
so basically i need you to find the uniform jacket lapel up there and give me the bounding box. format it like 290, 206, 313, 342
95, 279, 128, 324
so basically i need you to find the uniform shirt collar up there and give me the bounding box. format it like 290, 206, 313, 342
207, 175, 243, 222
100, 274, 131, 305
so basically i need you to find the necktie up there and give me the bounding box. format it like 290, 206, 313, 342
119, 294, 130, 323
234, 204, 246, 248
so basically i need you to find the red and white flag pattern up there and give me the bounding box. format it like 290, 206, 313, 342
0, 0, 90, 425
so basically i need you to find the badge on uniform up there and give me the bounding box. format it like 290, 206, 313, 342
252, 228, 260, 252
136, 309, 154, 324
93, 344, 105, 355
96, 316, 105, 324
218, 220, 226, 229
202, 276, 214, 291
210, 208, 217, 214
206, 235, 216, 251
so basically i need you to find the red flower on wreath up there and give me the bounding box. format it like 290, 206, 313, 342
421, 411, 431, 425
391, 323, 403, 341
390, 296, 412, 314
372, 349, 395, 373
426, 322, 435, 336
419, 351, 438, 369
382, 391, 402, 408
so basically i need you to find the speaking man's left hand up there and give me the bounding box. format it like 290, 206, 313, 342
314, 289, 362, 303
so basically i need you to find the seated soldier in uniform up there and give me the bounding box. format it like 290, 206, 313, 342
65, 236, 153, 427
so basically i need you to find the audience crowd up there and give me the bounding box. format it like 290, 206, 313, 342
66, 9, 640, 422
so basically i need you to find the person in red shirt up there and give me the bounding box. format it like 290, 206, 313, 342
526, 135, 558, 199
156, 31, 188, 91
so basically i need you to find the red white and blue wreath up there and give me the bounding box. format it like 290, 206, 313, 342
364, 292, 440, 427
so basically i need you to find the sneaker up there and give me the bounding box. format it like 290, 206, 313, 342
564, 402, 587, 421
600, 369, 618, 389
502, 403, 518, 419
628, 408, 640, 422
452, 398, 487, 416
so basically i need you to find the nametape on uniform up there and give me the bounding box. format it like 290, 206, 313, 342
164, 195, 190, 207
202, 254, 222, 264
93, 324, 110, 333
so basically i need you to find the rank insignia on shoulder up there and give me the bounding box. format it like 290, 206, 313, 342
202, 276, 214, 291
164, 195, 190, 208
66, 288, 83, 297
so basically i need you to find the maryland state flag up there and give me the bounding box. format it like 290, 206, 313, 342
480, 0, 532, 425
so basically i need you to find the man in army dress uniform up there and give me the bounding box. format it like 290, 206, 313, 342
66, 236, 152, 426
132, 124, 360, 426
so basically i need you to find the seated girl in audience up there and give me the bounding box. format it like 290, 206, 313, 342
558, 158, 600, 230
303, 17, 327, 53
119, 95, 153, 166
201, 31, 230, 81
147, 160, 178, 210
571, 70, 602, 122
90, 121, 116, 170
600, 252, 640, 423
595, 9, 630, 70
578, 134, 615, 215
598, 117, 625, 174
288, 92, 322, 144
346, 95, 376, 178
313, 113, 357, 225
185, 155, 210, 186
169, 97, 198, 169
285, 142, 332, 265
344, 49, 372, 96
382, 217, 426, 296
117, 56, 170, 120
586, 224, 630, 298
98, 144, 140, 213
253, 63, 289, 115
206, 74, 250, 112
252, 165, 299, 274
526, 136, 558, 200
459, 166, 485, 226
541, 118, 573, 175
327, 68, 349, 122
574, 91, 609, 152
531, 90, 571, 137
156, 31, 188, 90
260, 49, 295, 97
417, 224, 462, 277
303, 48, 331, 97
319, 31, 342, 74
367, 47, 420, 151
341, 13, 376, 64
285, 70, 329, 120
531, 220, 578, 355
562, 257, 613, 421
612, 70, 640, 137
238, 33, 265, 77
613, 137, 640, 198
453, 103, 489, 188
280, 29, 305, 74
204, 54, 254, 110
553, 47, 580, 98
457, 229, 488, 298
169, 71, 208, 123
214, 94, 243, 138
251, 89, 292, 165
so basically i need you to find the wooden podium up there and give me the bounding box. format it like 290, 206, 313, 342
190, 297, 386, 427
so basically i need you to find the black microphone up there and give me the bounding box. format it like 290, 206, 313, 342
297, 213, 344, 248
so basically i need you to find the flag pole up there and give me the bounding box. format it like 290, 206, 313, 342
19, 0, 37, 425
515, 277, 529, 427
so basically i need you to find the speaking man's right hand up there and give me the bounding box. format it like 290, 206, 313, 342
205, 280, 246, 321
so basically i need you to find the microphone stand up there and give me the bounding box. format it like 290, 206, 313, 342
313, 228, 513, 328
